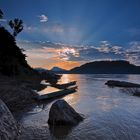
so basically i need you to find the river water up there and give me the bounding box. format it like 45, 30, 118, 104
19, 74, 140, 140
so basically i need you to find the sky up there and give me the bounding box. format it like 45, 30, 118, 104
1, 0, 140, 69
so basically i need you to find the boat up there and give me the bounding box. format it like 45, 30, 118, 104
35, 86, 78, 100
51, 81, 77, 89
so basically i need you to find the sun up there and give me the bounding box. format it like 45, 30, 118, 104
62, 48, 76, 54
58, 47, 79, 61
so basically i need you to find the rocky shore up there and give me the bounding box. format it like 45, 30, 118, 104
0, 72, 62, 139
0, 99, 20, 140
0, 75, 42, 113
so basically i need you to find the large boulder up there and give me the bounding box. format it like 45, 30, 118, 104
0, 99, 20, 140
48, 99, 83, 125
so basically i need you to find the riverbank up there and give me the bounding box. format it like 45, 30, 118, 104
0, 75, 43, 114
0, 71, 61, 116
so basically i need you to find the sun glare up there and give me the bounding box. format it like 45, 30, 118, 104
58, 47, 79, 61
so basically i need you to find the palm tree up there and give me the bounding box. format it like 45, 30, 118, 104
0, 9, 3, 19
8, 18, 23, 37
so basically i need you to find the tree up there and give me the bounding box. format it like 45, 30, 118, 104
0, 9, 4, 27
0, 9, 3, 19
8, 18, 23, 37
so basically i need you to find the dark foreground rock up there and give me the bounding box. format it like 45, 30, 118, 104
0, 99, 20, 140
105, 80, 140, 87
48, 99, 83, 125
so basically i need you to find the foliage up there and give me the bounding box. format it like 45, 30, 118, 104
9, 18, 23, 37
0, 27, 30, 76
0, 9, 3, 19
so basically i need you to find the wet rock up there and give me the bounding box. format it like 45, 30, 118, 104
0, 99, 20, 140
133, 92, 140, 97
48, 99, 83, 125
105, 80, 140, 87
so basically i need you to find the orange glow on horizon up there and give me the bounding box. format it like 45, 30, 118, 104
26, 56, 82, 70
25, 46, 83, 70
51, 60, 81, 70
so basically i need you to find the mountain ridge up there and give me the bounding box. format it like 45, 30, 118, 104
69, 60, 140, 74
51, 67, 67, 72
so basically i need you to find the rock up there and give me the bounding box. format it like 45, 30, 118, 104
0, 99, 20, 140
133, 92, 140, 97
48, 99, 83, 125
105, 80, 140, 87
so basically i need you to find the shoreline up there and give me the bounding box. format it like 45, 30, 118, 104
0, 75, 44, 114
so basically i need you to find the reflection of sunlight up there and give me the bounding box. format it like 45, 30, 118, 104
96, 96, 119, 111
58, 74, 70, 84
59, 74, 81, 106
61, 74, 80, 106
38, 86, 60, 95
63, 93, 79, 106
38, 74, 81, 106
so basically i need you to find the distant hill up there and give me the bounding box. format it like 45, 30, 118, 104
34, 67, 61, 83
70, 60, 140, 74
51, 67, 67, 73
34, 68, 48, 74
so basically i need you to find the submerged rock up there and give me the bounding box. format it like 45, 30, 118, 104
105, 80, 140, 87
48, 99, 83, 125
0, 99, 20, 140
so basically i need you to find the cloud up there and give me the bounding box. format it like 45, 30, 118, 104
128, 41, 140, 51
38, 14, 48, 22
24, 23, 64, 34
58, 47, 80, 61
125, 41, 140, 64
18, 40, 140, 67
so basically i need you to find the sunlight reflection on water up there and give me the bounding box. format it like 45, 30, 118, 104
37, 86, 60, 95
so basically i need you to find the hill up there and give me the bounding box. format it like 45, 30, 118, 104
0, 27, 35, 76
51, 67, 67, 73
70, 60, 140, 74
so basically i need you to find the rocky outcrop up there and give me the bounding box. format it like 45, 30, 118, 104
133, 92, 140, 97
48, 99, 83, 125
0, 27, 35, 76
0, 99, 20, 140
105, 80, 140, 87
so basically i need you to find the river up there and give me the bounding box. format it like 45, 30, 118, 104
19, 74, 140, 140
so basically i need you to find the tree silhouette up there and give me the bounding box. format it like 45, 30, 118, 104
0, 9, 3, 19
8, 18, 23, 37
0, 27, 31, 76
0, 9, 4, 27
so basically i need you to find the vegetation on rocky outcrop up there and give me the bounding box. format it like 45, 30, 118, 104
0, 27, 34, 76
0, 9, 35, 76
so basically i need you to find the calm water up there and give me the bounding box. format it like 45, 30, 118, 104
20, 74, 140, 140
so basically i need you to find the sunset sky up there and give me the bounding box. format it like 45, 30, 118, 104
1, 0, 140, 69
